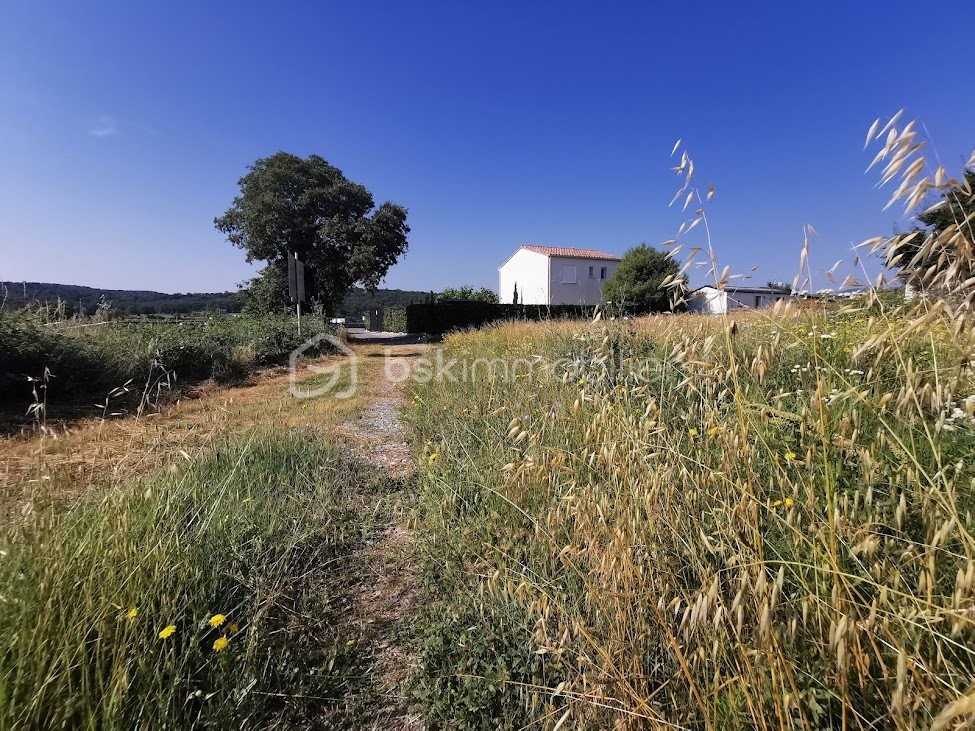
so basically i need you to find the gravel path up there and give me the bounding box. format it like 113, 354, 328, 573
336, 345, 427, 729
341, 395, 414, 479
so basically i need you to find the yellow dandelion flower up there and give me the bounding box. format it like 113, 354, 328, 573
784, 497, 795, 507
578, 378, 586, 386
213, 635, 229, 652
784, 450, 797, 462
428, 452, 438, 463
707, 426, 719, 436
208, 614, 226, 628
688, 427, 699, 437
159, 624, 176, 639
772, 499, 783, 507
125, 607, 138, 619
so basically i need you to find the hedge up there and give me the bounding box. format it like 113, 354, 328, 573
405, 303, 594, 336
384, 307, 408, 334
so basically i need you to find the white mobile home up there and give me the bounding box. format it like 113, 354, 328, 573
687, 286, 791, 315
499, 244, 622, 306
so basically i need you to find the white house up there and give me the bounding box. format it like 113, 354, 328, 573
687, 285, 792, 315
498, 244, 622, 306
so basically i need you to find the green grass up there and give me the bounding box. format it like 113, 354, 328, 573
0, 429, 367, 728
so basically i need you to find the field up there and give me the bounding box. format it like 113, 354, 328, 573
2, 297, 975, 728
407, 301, 975, 728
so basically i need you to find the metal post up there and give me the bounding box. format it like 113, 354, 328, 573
288, 250, 305, 338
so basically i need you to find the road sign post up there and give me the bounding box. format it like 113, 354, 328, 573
288, 251, 306, 337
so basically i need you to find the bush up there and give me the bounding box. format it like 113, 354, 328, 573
405, 303, 594, 336
0, 312, 121, 410
384, 307, 408, 333
0, 312, 335, 415
603, 243, 680, 313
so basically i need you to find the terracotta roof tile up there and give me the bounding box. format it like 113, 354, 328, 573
520, 244, 622, 261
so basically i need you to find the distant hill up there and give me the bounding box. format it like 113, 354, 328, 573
0, 282, 243, 315
0, 282, 430, 316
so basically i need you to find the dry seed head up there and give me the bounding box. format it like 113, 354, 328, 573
932, 692, 975, 731
758, 600, 771, 638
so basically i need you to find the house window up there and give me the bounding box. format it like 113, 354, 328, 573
589, 266, 595, 278
600, 266, 607, 280
561, 264, 577, 283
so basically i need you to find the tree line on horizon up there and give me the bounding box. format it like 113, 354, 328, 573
0, 282, 434, 318
0, 280, 508, 319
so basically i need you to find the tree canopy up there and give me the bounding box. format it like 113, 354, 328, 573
216, 153, 410, 314
602, 245, 680, 313
438, 286, 498, 303
915, 170, 975, 233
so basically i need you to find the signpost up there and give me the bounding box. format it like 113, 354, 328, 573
288, 251, 305, 337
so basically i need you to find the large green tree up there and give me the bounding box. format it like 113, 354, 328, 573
602, 244, 680, 313
216, 153, 410, 314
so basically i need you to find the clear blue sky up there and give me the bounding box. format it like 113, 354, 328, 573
1, 1, 972, 294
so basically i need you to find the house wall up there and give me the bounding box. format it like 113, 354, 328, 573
727, 291, 789, 310
687, 287, 727, 314
547, 256, 619, 305
688, 287, 789, 314
499, 248, 549, 304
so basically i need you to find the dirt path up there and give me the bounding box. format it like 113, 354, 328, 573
333, 342, 429, 729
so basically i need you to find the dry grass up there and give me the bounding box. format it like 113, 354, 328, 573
0, 429, 369, 728
410, 305, 975, 727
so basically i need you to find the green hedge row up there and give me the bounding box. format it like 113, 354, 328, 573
384, 307, 408, 333
405, 303, 594, 335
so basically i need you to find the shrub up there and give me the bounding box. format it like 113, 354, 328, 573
384, 307, 408, 334
0, 313, 335, 417
603, 244, 680, 313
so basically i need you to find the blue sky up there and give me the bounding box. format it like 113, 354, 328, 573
1, 1, 973, 294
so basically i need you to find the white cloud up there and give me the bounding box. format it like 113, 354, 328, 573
89, 115, 118, 137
